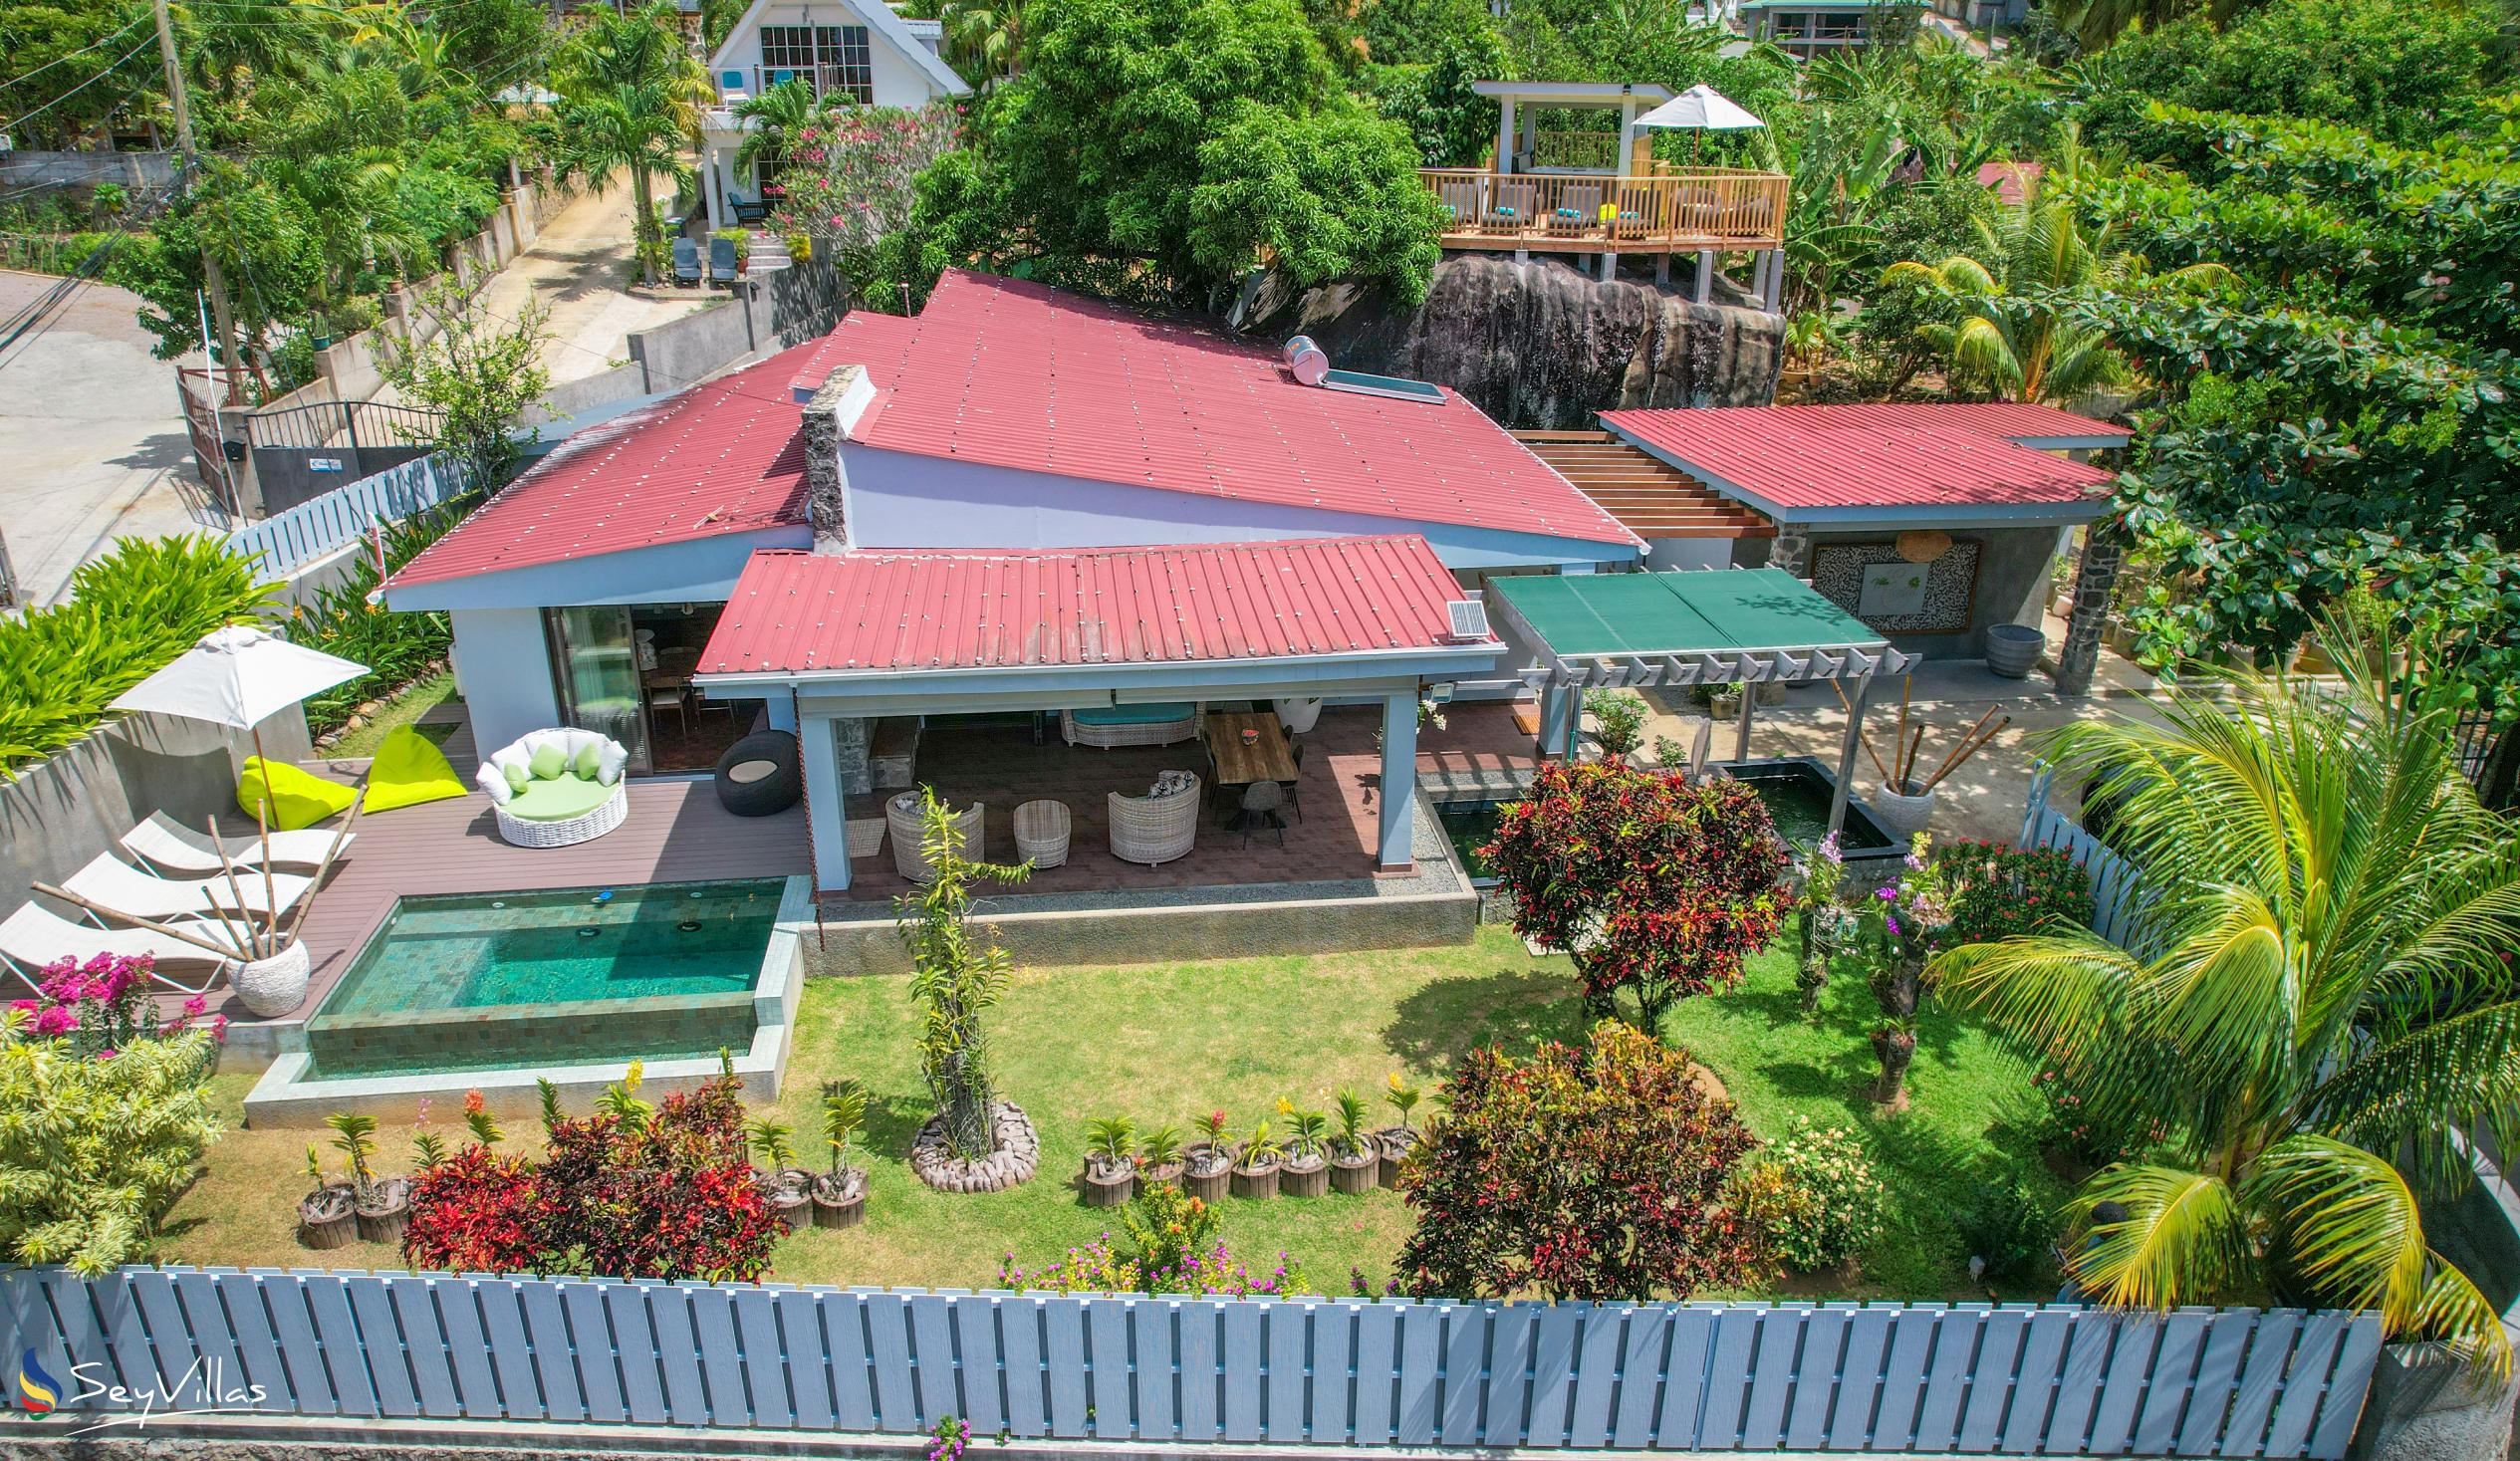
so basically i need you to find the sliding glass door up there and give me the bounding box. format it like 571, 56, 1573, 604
545, 606, 651, 775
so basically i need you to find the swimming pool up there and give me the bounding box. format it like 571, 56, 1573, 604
304, 879, 784, 1079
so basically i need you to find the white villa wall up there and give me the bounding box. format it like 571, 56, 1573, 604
447, 607, 561, 754
840, 448, 1642, 573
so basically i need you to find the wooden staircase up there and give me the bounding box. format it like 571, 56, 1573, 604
1514, 430, 1775, 539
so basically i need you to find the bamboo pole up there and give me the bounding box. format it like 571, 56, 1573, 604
31, 883, 244, 960
278, 791, 368, 946
1919, 714, 2010, 795
1896, 726, 1924, 792
201, 841, 264, 960
1890, 677, 1914, 790
1831, 680, 1895, 784
1920, 706, 1999, 790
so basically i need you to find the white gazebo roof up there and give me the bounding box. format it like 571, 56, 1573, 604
1470, 81, 1677, 107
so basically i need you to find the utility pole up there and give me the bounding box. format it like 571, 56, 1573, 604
152, 0, 244, 407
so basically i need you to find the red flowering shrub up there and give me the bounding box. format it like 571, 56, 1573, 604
1481, 763, 1790, 1029
402, 1147, 549, 1272
1935, 841, 2094, 945
400, 1075, 781, 1281
1393, 1022, 1762, 1300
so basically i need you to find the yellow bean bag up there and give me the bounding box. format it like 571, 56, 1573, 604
237, 756, 359, 831
362, 726, 469, 813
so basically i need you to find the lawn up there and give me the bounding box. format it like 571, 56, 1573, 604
322, 671, 461, 758
160, 926, 2064, 1300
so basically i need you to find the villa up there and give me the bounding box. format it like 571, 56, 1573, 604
696, 0, 970, 228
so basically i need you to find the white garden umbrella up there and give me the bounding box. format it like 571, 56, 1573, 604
1635, 84, 1767, 133
1635, 85, 1766, 165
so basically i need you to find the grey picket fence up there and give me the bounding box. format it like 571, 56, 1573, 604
0, 1267, 2381, 1455
225, 453, 472, 582
2019, 764, 2149, 950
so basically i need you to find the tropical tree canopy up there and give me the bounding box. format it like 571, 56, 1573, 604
1931, 616, 2520, 1365
553, 1, 711, 283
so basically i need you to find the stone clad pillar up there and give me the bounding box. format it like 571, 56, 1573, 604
2055, 519, 2125, 696
1768, 525, 1811, 579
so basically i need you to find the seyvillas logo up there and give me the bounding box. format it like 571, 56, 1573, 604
17, 1350, 59, 1413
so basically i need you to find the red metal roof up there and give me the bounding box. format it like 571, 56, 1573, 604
389, 331, 863, 591
696, 536, 1486, 676
846, 270, 1638, 549
1598, 402, 2124, 514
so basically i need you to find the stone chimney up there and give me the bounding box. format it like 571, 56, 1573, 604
802, 364, 874, 554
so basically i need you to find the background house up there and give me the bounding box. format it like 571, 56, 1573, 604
697, 0, 968, 227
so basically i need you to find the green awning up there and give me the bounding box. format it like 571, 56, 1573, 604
1488, 569, 1889, 660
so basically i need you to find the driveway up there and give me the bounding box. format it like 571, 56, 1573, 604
0, 269, 232, 607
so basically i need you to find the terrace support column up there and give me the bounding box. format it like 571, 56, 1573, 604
1378, 690, 1420, 873
2055, 519, 2125, 696
798, 712, 852, 892
1496, 97, 1515, 173
1537, 679, 1576, 760
1694, 250, 1714, 303
1829, 671, 1876, 836
1733, 677, 1757, 762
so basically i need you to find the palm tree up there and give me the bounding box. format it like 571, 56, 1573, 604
940, 0, 1022, 85
731, 78, 829, 188
1931, 615, 2520, 1367
554, 2, 711, 284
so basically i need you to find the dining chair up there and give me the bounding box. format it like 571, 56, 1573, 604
1235, 779, 1288, 849
1279, 738, 1305, 824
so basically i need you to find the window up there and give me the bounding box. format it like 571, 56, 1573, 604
821, 25, 873, 105
759, 24, 817, 82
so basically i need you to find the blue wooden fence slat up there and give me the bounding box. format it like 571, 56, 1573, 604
0, 1269, 2383, 1457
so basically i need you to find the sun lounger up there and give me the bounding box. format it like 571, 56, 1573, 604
0, 903, 236, 994
672, 236, 703, 287
62, 852, 313, 925
120, 811, 354, 876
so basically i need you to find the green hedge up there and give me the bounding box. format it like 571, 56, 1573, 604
0, 537, 279, 779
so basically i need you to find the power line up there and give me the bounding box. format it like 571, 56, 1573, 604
0, 37, 160, 135
0, 14, 149, 91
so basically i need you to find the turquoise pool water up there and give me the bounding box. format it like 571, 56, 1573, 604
305, 879, 782, 1079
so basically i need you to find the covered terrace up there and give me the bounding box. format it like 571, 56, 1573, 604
1486, 568, 1920, 834
691, 537, 1505, 891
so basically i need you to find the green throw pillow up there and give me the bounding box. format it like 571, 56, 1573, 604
575, 742, 604, 779
363, 726, 469, 814
529, 742, 566, 780
502, 760, 530, 795
237, 757, 359, 831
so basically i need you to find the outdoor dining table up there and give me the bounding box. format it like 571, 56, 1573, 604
1203, 710, 1297, 787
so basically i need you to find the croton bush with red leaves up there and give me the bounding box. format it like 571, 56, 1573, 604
1392, 1022, 1762, 1301
1480, 762, 1790, 1030
402, 1075, 780, 1281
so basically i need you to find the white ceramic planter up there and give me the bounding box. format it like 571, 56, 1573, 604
235, 940, 312, 1017
1872, 781, 1937, 840
1273, 697, 1324, 735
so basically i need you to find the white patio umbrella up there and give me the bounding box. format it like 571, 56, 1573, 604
1635, 85, 1766, 164
103, 625, 369, 946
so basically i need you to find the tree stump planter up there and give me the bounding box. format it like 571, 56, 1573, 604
810, 1168, 868, 1229
353, 1177, 410, 1246
1330, 1148, 1380, 1195
760, 1168, 815, 1230
1280, 1153, 1330, 1198
1181, 1147, 1231, 1204
1373, 1127, 1417, 1188
1143, 1158, 1187, 1191
299, 1184, 356, 1250
1082, 1158, 1136, 1208
1231, 1153, 1282, 1200
909, 1101, 1041, 1194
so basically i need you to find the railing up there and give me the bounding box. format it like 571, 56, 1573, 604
1, 1267, 2384, 1456
226, 453, 472, 582
1527, 128, 1621, 171
1421, 167, 1789, 251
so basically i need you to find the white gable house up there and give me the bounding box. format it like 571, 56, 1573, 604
699, 0, 969, 229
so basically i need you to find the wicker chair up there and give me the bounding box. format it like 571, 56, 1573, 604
886, 797, 984, 883
1061, 704, 1201, 749
1013, 799, 1071, 868
1108, 778, 1200, 865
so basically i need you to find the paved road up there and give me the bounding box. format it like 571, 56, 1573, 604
0, 268, 231, 608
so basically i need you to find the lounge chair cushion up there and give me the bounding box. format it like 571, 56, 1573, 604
505, 771, 616, 822
574, 741, 604, 780
362, 726, 469, 814
238, 757, 359, 831
529, 742, 567, 780
1069, 702, 1196, 727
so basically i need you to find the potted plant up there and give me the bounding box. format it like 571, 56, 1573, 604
1690, 680, 1741, 722
813, 1081, 870, 1230
1231, 1118, 1284, 1200
1272, 697, 1324, 735
1281, 1106, 1332, 1198
1082, 1115, 1138, 1208
328, 1112, 409, 1246
297, 1142, 356, 1249
1139, 1124, 1186, 1189
1583, 690, 1649, 766
748, 1118, 815, 1230
1329, 1090, 1380, 1195
1373, 1074, 1422, 1188
1182, 1111, 1233, 1203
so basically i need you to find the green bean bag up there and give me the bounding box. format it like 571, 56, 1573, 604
362, 726, 468, 813
237, 756, 359, 831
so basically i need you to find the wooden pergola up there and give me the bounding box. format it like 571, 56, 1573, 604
1485, 569, 1920, 834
